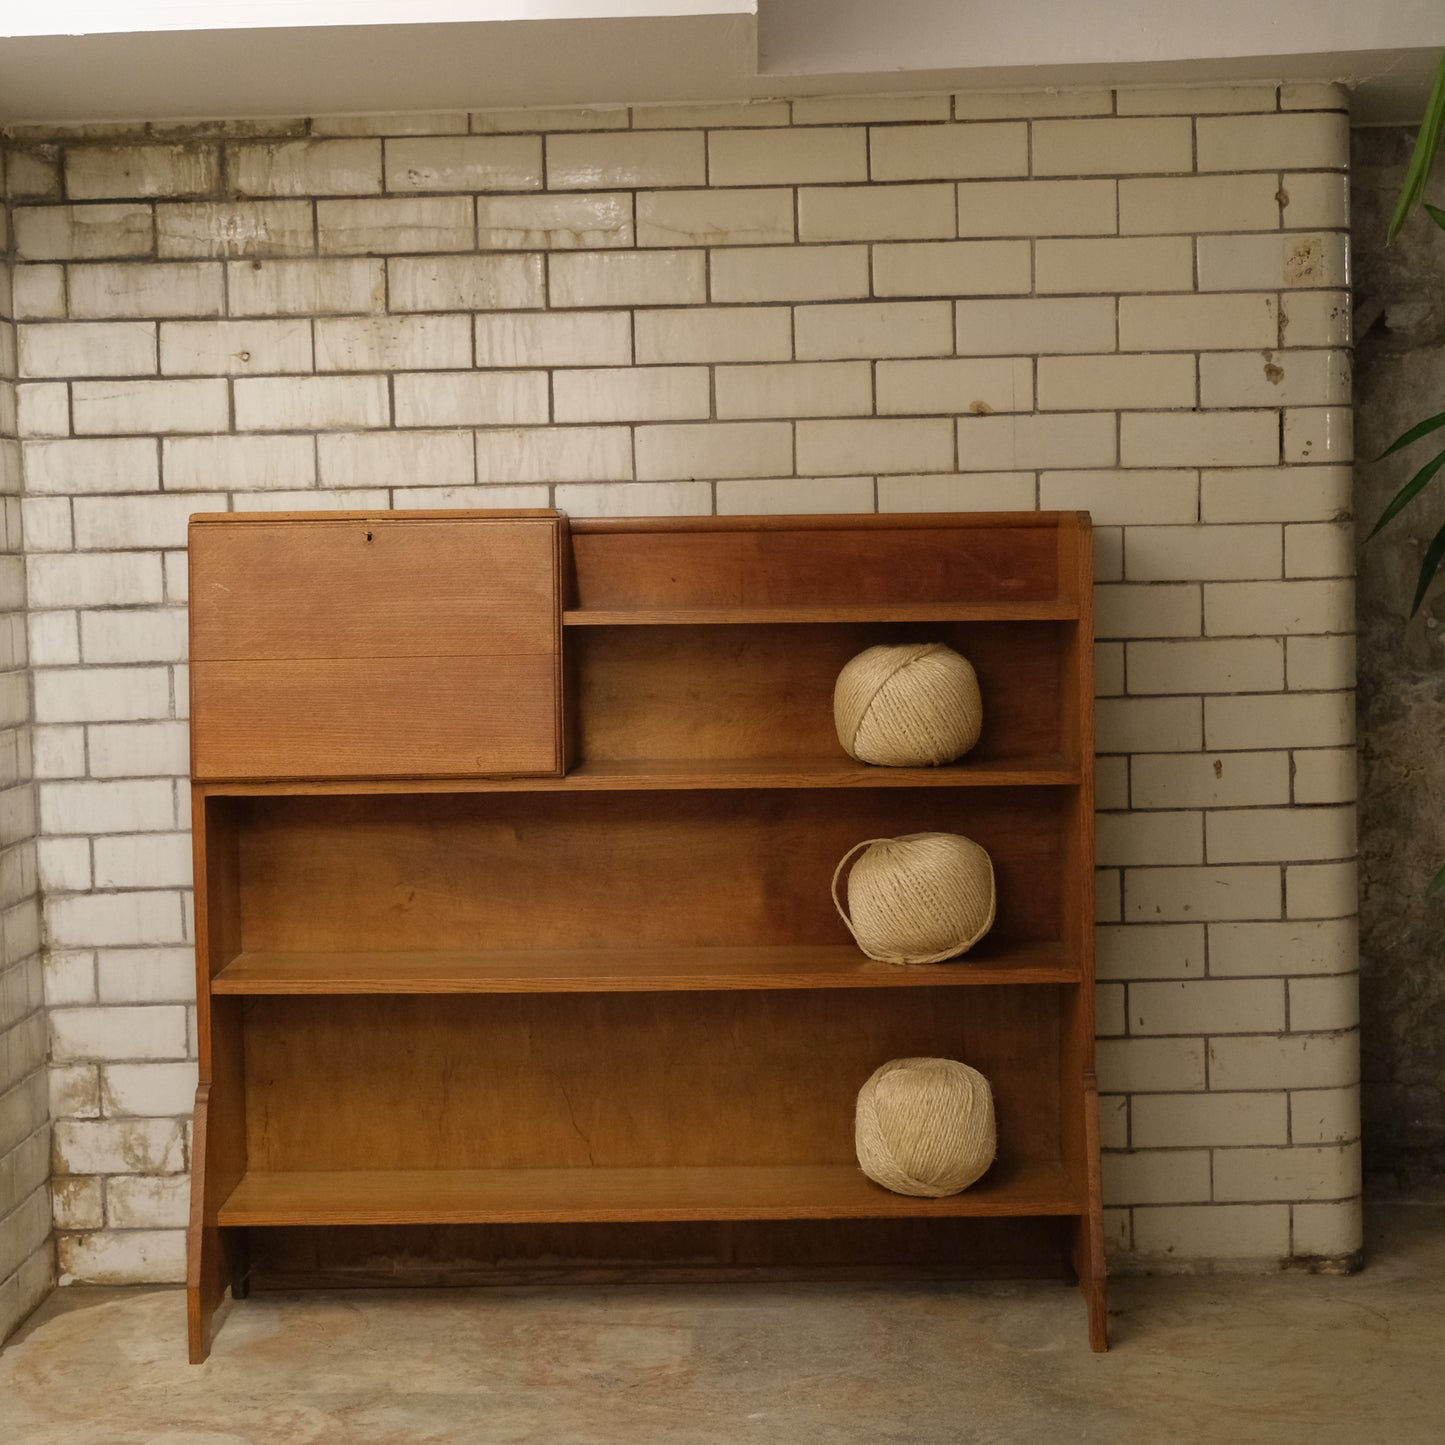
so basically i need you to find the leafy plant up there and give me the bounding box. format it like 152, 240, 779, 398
1368, 48, 1445, 897
1386, 48, 1445, 243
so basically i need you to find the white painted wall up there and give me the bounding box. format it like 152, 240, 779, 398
760, 0, 1445, 75
0, 0, 1440, 123
1, 0, 750, 38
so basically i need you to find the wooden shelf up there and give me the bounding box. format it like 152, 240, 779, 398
562, 757, 1080, 789
197, 755, 1080, 795
564, 601, 1079, 626
218, 1160, 1081, 1226
212, 942, 1080, 995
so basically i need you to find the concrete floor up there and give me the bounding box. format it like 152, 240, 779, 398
2, 1207, 1441, 1445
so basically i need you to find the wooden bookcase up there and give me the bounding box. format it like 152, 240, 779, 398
186, 509, 1104, 1362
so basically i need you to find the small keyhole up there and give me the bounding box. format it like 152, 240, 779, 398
365, 531, 373, 542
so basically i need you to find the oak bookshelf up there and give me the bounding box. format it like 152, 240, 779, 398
186, 509, 1105, 1361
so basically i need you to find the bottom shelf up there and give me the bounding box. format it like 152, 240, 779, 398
217, 1160, 1079, 1226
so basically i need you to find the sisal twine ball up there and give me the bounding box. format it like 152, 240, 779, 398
834, 643, 983, 767
855, 1057, 997, 1197
832, 832, 995, 965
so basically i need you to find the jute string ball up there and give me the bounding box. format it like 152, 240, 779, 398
832, 832, 996, 964
855, 1057, 996, 1197
834, 643, 983, 767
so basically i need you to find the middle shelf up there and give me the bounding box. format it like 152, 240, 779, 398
199, 756, 1081, 796
211, 942, 1081, 995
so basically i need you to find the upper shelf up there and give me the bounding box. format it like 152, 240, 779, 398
563, 600, 1080, 626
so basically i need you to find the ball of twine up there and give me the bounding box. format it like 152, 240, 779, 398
834, 643, 983, 767
832, 832, 996, 965
856, 1057, 997, 1197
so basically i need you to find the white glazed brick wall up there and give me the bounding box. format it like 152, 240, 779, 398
5, 81, 1361, 1282
0, 153, 53, 1340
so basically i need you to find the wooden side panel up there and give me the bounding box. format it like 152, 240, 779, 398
1061, 512, 1106, 1349
187, 1079, 249, 1362
569, 520, 1066, 612
187, 1085, 225, 1363
241, 989, 1062, 1173
189, 793, 250, 1361
195, 794, 243, 996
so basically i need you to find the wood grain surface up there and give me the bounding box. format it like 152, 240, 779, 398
192, 654, 560, 779
211, 941, 1080, 994
189, 512, 564, 780
237, 988, 1061, 1173
225, 788, 1069, 953
570, 619, 1075, 768
568, 516, 1080, 612
219, 1160, 1079, 1226
194, 756, 1080, 795
189, 516, 558, 660
186, 509, 1103, 1357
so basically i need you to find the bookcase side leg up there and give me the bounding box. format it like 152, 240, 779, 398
1084, 1260, 1109, 1353
1074, 1073, 1109, 1352
189, 791, 248, 1361
1064, 511, 1105, 1350
188, 1069, 250, 1362
188, 1083, 223, 1363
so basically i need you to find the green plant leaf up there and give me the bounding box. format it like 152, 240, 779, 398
1367, 446, 1445, 538
1389, 48, 1445, 241
1429, 860, 1445, 897
1410, 519, 1445, 616
1378, 409, 1445, 460
1428, 202, 1445, 231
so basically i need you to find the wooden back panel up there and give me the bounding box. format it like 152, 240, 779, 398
242, 989, 1062, 1172
568, 514, 1081, 612
231, 789, 1071, 954
189, 511, 564, 780
572, 621, 1074, 766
